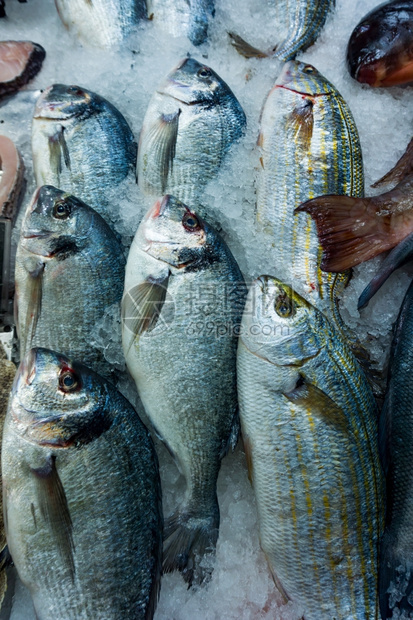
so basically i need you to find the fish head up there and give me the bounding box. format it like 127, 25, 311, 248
160, 58, 229, 105
33, 84, 96, 120
135, 195, 210, 268
20, 185, 94, 258
347, 10, 413, 87
240, 276, 322, 366
275, 60, 333, 95
10, 348, 109, 448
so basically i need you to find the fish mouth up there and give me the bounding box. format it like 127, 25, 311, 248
22, 230, 54, 239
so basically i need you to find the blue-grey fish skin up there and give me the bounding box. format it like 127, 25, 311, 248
378, 279, 413, 618
237, 276, 384, 619
147, 0, 214, 45
137, 58, 246, 217
54, 0, 147, 48
272, 0, 335, 61
32, 84, 137, 225
14, 186, 125, 376
2, 347, 162, 619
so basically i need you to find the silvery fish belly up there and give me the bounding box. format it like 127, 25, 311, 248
256, 60, 363, 319
147, 0, 214, 46
32, 84, 137, 224
137, 58, 246, 216
271, 0, 334, 61
15, 186, 125, 375
2, 348, 162, 620
122, 195, 246, 585
237, 276, 384, 620
55, 0, 147, 48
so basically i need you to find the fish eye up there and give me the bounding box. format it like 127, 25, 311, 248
67, 86, 84, 96
274, 294, 295, 318
197, 67, 212, 79
303, 65, 314, 74
53, 201, 71, 219
182, 211, 201, 232
59, 370, 80, 393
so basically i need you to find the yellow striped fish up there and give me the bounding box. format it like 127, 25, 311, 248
237, 276, 384, 619
256, 60, 363, 322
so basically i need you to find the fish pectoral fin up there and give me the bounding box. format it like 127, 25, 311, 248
48, 125, 68, 178
372, 137, 413, 188
58, 128, 71, 170
227, 32, 269, 59
31, 455, 75, 580
219, 409, 240, 459
122, 274, 170, 350
296, 194, 394, 272
287, 99, 314, 151
358, 230, 413, 310
283, 377, 350, 435
21, 259, 45, 349
146, 110, 181, 193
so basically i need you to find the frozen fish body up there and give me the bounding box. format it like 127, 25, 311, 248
256, 60, 363, 321
15, 186, 125, 376
237, 276, 384, 619
32, 84, 137, 224
122, 195, 246, 585
3, 347, 162, 619
229, 0, 334, 62
55, 0, 147, 48
147, 0, 214, 46
0, 41, 45, 99
137, 58, 246, 216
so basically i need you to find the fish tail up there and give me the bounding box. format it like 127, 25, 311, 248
296, 194, 394, 271
163, 502, 219, 587
380, 531, 413, 618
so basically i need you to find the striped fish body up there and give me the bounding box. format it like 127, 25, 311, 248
237, 276, 384, 619
55, 0, 147, 48
271, 0, 334, 61
137, 58, 246, 216
256, 61, 363, 320
146, 0, 214, 46
32, 84, 137, 225
3, 348, 162, 620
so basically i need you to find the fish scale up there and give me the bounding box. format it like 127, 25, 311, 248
256, 60, 363, 323
237, 276, 384, 619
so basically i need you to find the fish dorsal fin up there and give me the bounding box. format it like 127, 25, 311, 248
145, 111, 181, 193
122, 275, 170, 353
31, 455, 75, 580
372, 137, 413, 188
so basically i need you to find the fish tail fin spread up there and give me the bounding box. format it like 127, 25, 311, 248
358, 230, 413, 310
163, 503, 219, 587
227, 32, 269, 58
380, 532, 413, 619
296, 195, 394, 271
372, 138, 413, 188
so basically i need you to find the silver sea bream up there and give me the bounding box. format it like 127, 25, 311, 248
32, 84, 137, 224
15, 186, 125, 376
137, 58, 246, 217
256, 60, 363, 321
2, 347, 162, 619
237, 276, 384, 619
122, 195, 246, 585
54, 0, 147, 48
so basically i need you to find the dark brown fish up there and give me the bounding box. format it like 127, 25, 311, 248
296, 142, 413, 272
0, 41, 45, 99
347, 0, 413, 87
